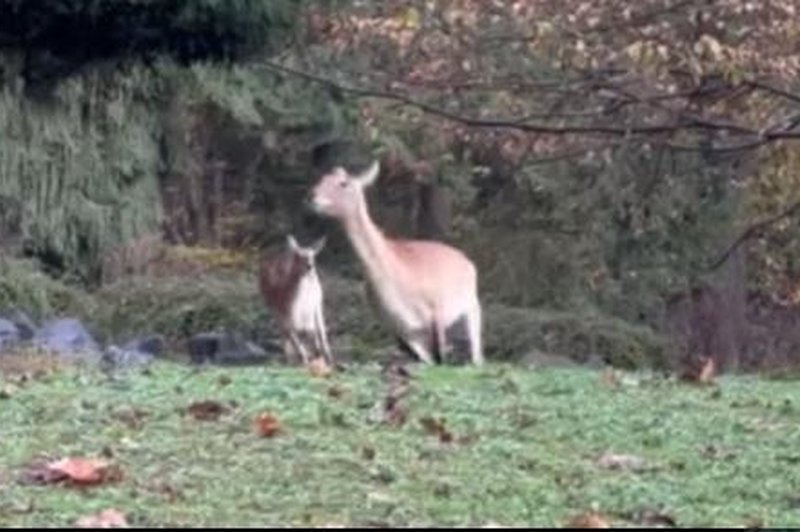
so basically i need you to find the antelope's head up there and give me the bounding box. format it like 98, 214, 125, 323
286, 234, 326, 274
308, 160, 380, 220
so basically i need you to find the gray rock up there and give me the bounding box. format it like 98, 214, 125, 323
187, 331, 272, 366
1, 310, 36, 341
33, 318, 100, 360
101, 345, 154, 370
0, 318, 20, 351
122, 334, 165, 357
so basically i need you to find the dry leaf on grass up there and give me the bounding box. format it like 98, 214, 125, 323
253, 412, 281, 438
327, 385, 345, 399
420, 416, 454, 444
110, 408, 150, 430
185, 400, 230, 421
595, 452, 649, 472
382, 395, 408, 427
307, 357, 333, 378
600, 368, 620, 389
22, 457, 122, 487
567, 511, 611, 528
75, 508, 129, 528
361, 445, 376, 460
629, 508, 678, 528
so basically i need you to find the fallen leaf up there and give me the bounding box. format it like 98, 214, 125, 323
420, 416, 454, 443
567, 511, 611, 528
50, 457, 113, 485
185, 400, 230, 421
110, 408, 150, 430
596, 452, 648, 472
327, 385, 345, 399
625, 508, 678, 527
22, 457, 122, 487
600, 368, 620, 389
699, 444, 737, 461
382, 395, 408, 427
253, 412, 281, 438
308, 357, 333, 378
75, 508, 129, 528
743, 517, 764, 529
151, 481, 185, 503
361, 445, 376, 460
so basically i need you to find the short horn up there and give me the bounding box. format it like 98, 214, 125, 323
354, 160, 380, 187
286, 234, 300, 251
312, 235, 327, 254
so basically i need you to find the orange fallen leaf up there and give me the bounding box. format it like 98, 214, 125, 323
75, 508, 129, 528
253, 412, 281, 438
567, 511, 611, 528
22, 457, 122, 487
307, 357, 333, 378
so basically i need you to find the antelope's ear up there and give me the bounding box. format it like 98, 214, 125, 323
353, 160, 380, 188
311, 235, 327, 255
286, 234, 300, 252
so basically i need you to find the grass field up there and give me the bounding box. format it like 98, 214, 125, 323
2, 358, 800, 527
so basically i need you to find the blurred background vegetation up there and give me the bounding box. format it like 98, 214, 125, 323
2, 0, 800, 373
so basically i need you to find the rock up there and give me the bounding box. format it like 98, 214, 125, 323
1, 310, 37, 341
521, 350, 580, 369
101, 345, 154, 371
187, 331, 272, 366
33, 318, 100, 360
122, 335, 165, 357
0, 319, 20, 351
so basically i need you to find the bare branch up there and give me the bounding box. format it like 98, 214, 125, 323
260, 60, 772, 139
707, 199, 800, 271
747, 80, 800, 105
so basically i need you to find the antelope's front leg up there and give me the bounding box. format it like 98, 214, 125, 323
287, 329, 311, 365
402, 327, 436, 365
314, 309, 334, 365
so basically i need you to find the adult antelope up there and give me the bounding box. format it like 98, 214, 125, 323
258, 234, 333, 365
308, 160, 484, 366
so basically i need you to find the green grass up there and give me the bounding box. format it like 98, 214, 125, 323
2, 361, 800, 527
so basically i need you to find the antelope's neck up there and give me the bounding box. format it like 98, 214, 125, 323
343, 201, 397, 285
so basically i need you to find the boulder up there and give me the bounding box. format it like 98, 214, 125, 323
0, 318, 20, 351
33, 318, 100, 360
122, 334, 165, 357
1, 310, 36, 341
187, 331, 273, 366
101, 345, 154, 371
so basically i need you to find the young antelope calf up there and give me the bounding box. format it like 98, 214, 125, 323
258, 235, 333, 365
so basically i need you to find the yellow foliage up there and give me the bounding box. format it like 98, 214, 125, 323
166, 245, 256, 271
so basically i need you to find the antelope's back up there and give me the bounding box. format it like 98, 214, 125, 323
258, 250, 298, 314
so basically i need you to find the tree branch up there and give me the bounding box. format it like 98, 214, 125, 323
259, 60, 800, 150
747, 80, 800, 105
706, 199, 800, 271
